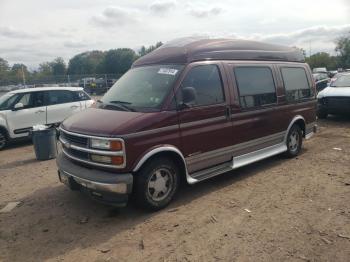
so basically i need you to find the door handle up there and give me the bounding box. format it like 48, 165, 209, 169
35, 110, 45, 114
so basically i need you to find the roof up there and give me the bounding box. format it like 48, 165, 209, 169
8, 86, 83, 94
133, 37, 305, 67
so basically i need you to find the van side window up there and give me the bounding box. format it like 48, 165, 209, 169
281, 67, 312, 102
234, 67, 277, 109
179, 64, 225, 107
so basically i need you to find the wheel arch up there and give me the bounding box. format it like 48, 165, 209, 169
132, 145, 194, 184
285, 115, 306, 141
0, 125, 9, 139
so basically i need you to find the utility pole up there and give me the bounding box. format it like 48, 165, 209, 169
21, 65, 26, 87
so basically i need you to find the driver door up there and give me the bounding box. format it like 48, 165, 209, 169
7, 91, 46, 138
176, 62, 233, 174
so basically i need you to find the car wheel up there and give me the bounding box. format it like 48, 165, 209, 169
285, 125, 302, 158
0, 130, 8, 150
134, 157, 180, 211
317, 110, 328, 119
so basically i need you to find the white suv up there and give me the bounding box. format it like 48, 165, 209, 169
0, 87, 94, 149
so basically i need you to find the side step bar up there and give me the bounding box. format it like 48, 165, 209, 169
188, 143, 287, 183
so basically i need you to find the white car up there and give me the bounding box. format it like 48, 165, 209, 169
0, 87, 94, 149
317, 73, 350, 118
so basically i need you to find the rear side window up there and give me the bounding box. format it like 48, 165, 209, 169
234, 67, 277, 109
179, 64, 225, 107
281, 67, 312, 102
74, 91, 90, 101
47, 90, 74, 105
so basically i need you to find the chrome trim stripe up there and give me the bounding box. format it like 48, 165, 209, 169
60, 127, 124, 141
62, 148, 125, 169
180, 116, 227, 129
59, 137, 123, 156
185, 131, 285, 165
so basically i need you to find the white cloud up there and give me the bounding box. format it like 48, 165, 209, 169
149, 0, 176, 14
0, 26, 36, 39
188, 6, 223, 18
91, 7, 138, 27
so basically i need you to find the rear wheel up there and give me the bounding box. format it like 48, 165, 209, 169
134, 157, 180, 211
285, 125, 302, 158
0, 130, 8, 150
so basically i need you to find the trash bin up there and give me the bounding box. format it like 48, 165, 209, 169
32, 127, 57, 160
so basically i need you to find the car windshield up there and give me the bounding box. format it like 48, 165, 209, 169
0, 93, 16, 110
330, 74, 350, 87
101, 64, 184, 112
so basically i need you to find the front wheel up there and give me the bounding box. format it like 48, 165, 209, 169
285, 125, 302, 158
0, 130, 8, 150
134, 157, 180, 211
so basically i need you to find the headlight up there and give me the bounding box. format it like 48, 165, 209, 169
90, 139, 123, 150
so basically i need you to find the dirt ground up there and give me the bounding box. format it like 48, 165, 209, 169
0, 116, 349, 262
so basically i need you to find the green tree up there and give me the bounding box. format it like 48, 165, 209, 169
100, 48, 137, 74
10, 63, 29, 84
138, 41, 163, 57
67, 51, 105, 75
0, 58, 10, 83
335, 34, 350, 69
305, 52, 338, 70
50, 57, 66, 75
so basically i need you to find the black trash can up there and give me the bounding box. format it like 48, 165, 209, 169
32, 128, 57, 160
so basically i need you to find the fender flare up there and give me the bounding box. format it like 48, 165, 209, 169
284, 115, 306, 142
132, 145, 197, 184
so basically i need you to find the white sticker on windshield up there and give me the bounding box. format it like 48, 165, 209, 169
158, 68, 178, 75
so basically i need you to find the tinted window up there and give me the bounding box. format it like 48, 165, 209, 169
179, 64, 224, 107
281, 67, 312, 101
47, 90, 74, 105
234, 67, 277, 109
74, 91, 90, 101
0, 93, 18, 110
17, 92, 45, 109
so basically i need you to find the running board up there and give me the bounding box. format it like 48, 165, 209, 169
187, 143, 287, 184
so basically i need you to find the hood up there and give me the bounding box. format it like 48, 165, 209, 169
61, 108, 175, 137
317, 86, 350, 99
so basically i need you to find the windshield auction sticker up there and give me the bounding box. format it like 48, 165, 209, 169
158, 68, 178, 75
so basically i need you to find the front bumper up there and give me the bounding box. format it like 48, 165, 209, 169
56, 152, 133, 206
318, 97, 350, 114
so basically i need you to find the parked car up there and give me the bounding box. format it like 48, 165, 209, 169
0, 87, 93, 149
56, 38, 317, 210
317, 73, 350, 118
313, 72, 330, 92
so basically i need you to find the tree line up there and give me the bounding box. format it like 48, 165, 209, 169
0, 42, 163, 86
1, 35, 350, 86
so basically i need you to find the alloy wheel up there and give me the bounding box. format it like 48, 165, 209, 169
147, 168, 174, 202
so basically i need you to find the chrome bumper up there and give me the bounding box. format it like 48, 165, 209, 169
56, 152, 133, 195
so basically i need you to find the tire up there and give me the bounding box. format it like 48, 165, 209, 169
285, 125, 302, 158
317, 110, 328, 119
134, 157, 180, 211
0, 129, 8, 150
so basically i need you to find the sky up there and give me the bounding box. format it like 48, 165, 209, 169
0, 0, 349, 69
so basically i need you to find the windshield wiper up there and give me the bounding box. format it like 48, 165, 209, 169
108, 100, 135, 111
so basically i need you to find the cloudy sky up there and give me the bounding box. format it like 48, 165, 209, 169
0, 0, 349, 69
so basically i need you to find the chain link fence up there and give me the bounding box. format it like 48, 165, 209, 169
0, 73, 121, 95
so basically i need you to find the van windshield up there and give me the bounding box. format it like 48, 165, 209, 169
101, 64, 184, 112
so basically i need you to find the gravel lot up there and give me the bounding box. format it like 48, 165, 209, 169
0, 116, 350, 262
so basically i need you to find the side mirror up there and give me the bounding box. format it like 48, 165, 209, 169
13, 103, 24, 111
179, 87, 196, 109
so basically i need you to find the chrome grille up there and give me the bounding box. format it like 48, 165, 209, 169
59, 128, 126, 169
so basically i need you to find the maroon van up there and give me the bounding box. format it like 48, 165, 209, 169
57, 38, 317, 210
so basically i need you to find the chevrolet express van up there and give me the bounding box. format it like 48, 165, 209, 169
57, 38, 317, 210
